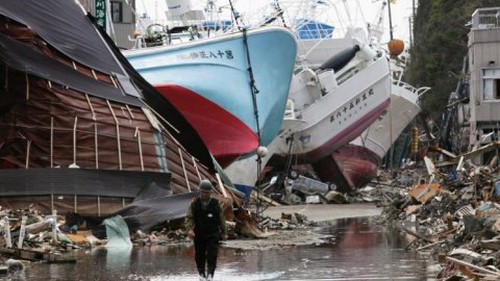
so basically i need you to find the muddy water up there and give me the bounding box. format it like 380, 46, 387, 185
11, 217, 434, 281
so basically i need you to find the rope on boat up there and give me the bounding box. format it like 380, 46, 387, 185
241, 28, 262, 147
238, 22, 265, 202
273, 0, 288, 27
228, 0, 243, 31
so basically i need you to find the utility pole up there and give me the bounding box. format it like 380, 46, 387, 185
387, 0, 394, 40
409, 17, 412, 48
410, 0, 416, 47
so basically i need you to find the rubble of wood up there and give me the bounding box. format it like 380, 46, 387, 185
0, 207, 78, 273
0, 201, 321, 267
373, 145, 500, 280
0, 143, 496, 280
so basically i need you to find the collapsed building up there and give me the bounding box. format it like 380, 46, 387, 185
0, 0, 256, 237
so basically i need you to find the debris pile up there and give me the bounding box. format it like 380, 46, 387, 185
0, 207, 77, 273
0, 203, 289, 266
375, 152, 500, 280
224, 212, 332, 251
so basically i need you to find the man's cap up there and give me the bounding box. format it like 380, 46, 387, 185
199, 179, 213, 192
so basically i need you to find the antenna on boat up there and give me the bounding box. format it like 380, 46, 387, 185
369, 1, 386, 43
387, 0, 394, 40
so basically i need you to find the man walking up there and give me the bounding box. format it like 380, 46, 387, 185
185, 179, 228, 281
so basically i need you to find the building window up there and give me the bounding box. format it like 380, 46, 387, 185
482, 69, 500, 100
111, 1, 123, 23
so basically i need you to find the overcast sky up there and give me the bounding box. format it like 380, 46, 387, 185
135, 0, 416, 43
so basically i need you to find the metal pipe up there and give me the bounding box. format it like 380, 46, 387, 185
73, 116, 78, 164
95, 123, 99, 169
25, 73, 29, 100
192, 156, 202, 181
97, 196, 101, 217
387, 0, 394, 40
179, 148, 191, 192
4, 67, 8, 89
107, 100, 122, 170
50, 117, 54, 168
25, 140, 31, 169
135, 127, 144, 171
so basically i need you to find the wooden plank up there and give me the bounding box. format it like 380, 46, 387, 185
409, 183, 441, 204
446, 256, 500, 277
0, 247, 76, 263
215, 173, 228, 198
250, 191, 281, 206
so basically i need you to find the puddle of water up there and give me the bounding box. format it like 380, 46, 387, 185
17, 217, 435, 281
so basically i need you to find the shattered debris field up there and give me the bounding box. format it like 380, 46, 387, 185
2, 154, 500, 281
2, 204, 437, 280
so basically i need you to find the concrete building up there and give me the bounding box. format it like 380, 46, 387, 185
467, 7, 500, 155
79, 0, 137, 49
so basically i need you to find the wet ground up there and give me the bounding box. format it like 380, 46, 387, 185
4, 204, 437, 280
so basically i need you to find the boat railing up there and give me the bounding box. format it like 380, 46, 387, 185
392, 80, 415, 91
284, 99, 296, 120
317, 69, 337, 96
336, 61, 362, 85
391, 59, 430, 97
128, 34, 147, 49
415, 86, 431, 98
392, 79, 431, 99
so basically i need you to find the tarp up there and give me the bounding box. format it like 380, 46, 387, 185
103, 215, 133, 248
92, 192, 197, 237
0, 32, 141, 106
0, 1, 123, 75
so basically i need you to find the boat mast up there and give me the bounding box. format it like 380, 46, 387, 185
387, 0, 394, 40
206, 0, 214, 36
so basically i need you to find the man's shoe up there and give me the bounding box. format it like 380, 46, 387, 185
199, 275, 206, 281
206, 274, 213, 281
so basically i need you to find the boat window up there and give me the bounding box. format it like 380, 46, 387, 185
482, 69, 500, 100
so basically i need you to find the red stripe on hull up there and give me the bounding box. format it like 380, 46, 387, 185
155, 84, 258, 167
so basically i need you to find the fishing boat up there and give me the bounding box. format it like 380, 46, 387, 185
315, 63, 429, 190
124, 24, 297, 167
278, 46, 391, 162
224, 0, 391, 195
353, 64, 428, 161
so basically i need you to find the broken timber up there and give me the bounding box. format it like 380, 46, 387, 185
446, 256, 500, 278
0, 247, 76, 263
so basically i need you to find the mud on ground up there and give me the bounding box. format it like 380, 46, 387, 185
222, 204, 381, 250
